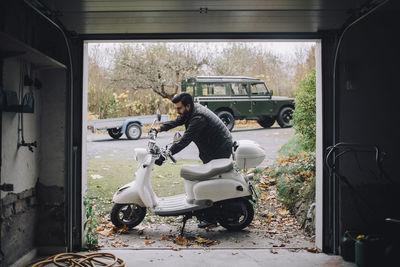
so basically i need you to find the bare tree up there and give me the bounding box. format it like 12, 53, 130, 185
111, 44, 208, 99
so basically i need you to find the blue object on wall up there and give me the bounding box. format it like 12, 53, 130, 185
21, 91, 34, 113
1, 90, 19, 112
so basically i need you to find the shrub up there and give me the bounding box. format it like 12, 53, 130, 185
292, 68, 316, 152
278, 134, 310, 156
267, 152, 316, 212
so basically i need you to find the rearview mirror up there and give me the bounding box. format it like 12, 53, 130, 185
269, 90, 274, 98
157, 109, 161, 122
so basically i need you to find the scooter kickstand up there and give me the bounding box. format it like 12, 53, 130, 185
180, 215, 190, 236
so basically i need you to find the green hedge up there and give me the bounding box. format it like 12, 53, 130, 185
292, 69, 316, 152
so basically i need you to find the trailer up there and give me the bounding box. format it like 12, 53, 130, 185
87, 114, 170, 140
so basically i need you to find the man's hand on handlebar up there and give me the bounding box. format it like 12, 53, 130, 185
155, 148, 176, 166
155, 154, 166, 166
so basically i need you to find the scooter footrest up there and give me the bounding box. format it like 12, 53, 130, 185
154, 194, 201, 216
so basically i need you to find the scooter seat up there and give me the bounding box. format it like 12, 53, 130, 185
180, 158, 233, 181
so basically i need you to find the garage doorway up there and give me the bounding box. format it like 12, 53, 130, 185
81, 40, 323, 250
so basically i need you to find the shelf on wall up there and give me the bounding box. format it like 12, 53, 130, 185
0, 32, 67, 70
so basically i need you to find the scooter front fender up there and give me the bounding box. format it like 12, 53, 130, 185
112, 181, 145, 206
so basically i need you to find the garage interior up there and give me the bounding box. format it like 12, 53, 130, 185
1, 0, 400, 266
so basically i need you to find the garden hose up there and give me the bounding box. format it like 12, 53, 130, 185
24, 252, 125, 267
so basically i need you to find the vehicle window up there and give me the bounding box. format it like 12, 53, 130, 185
201, 83, 226, 96
231, 83, 248, 95
185, 85, 195, 96
250, 83, 268, 95
213, 84, 226, 95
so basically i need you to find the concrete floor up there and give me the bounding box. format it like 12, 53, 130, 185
99, 248, 357, 267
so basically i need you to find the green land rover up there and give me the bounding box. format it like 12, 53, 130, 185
181, 76, 295, 131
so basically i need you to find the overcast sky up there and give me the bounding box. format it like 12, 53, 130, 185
88, 41, 316, 67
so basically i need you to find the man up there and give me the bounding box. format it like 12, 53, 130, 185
156, 92, 233, 164
156, 92, 233, 228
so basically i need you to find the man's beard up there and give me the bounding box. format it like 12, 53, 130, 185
180, 109, 190, 119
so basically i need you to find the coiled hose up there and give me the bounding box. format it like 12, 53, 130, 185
24, 252, 125, 267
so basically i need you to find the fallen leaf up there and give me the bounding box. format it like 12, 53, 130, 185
160, 235, 169, 241
98, 228, 113, 237
173, 235, 190, 246
278, 208, 290, 216
96, 225, 105, 232
172, 246, 181, 251
145, 240, 155, 245
305, 247, 321, 253
270, 249, 278, 254
116, 225, 129, 234
194, 236, 218, 246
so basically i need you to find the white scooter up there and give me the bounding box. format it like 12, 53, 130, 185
111, 119, 266, 235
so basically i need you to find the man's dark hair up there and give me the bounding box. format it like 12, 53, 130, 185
172, 92, 194, 107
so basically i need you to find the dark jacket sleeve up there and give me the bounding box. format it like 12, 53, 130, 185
159, 115, 186, 132
169, 115, 207, 155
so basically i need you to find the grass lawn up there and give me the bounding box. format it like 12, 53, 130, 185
86, 157, 201, 217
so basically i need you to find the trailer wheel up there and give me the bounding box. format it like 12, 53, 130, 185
107, 128, 123, 139
125, 123, 142, 140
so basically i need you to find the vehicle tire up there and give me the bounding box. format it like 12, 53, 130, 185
217, 111, 235, 131
125, 123, 142, 140
257, 116, 275, 128
217, 198, 254, 231
107, 128, 123, 139
110, 203, 146, 229
277, 106, 294, 128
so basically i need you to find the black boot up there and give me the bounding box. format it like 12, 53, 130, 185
198, 220, 217, 228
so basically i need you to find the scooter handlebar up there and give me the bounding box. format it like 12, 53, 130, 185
169, 153, 177, 163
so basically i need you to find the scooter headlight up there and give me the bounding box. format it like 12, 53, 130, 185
134, 148, 148, 163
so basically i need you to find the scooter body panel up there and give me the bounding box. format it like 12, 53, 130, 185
193, 178, 251, 202
112, 181, 145, 206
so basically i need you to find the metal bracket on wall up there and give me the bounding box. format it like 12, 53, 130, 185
18, 140, 37, 152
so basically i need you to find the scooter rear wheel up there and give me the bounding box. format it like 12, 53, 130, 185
111, 203, 146, 228
217, 198, 254, 231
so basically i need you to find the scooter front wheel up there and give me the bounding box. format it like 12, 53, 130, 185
217, 198, 254, 231
111, 203, 146, 229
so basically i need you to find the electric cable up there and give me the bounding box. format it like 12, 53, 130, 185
23, 0, 76, 251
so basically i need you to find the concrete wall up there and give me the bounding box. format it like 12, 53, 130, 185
36, 69, 67, 250
0, 59, 67, 267
335, 1, 400, 239
1, 58, 41, 266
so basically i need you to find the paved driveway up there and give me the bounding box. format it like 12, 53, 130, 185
86, 126, 294, 166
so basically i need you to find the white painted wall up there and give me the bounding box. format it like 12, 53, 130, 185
315, 41, 323, 249
1, 59, 41, 198
82, 42, 89, 246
